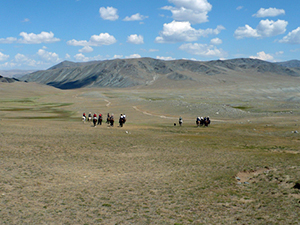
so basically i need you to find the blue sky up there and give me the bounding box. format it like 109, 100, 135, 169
0, 0, 299, 70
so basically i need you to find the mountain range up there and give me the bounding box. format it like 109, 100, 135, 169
19, 58, 300, 89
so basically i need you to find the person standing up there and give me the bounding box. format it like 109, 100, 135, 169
179, 116, 183, 126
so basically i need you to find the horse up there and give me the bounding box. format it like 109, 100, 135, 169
93, 117, 97, 127
97, 115, 102, 125
204, 118, 211, 127
110, 115, 114, 127
82, 116, 86, 123
119, 116, 126, 127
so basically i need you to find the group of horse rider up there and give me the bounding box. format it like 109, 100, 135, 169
82, 112, 126, 127
196, 116, 210, 127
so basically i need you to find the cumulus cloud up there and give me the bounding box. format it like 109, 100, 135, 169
74, 53, 104, 62
113, 55, 123, 59
127, 34, 144, 44
155, 21, 225, 43
67, 33, 117, 51
37, 49, 60, 63
99, 6, 119, 21
123, 13, 148, 21
90, 33, 117, 46
162, 0, 212, 24
74, 53, 89, 62
179, 43, 227, 57
0, 37, 18, 44
14, 53, 37, 67
210, 37, 222, 45
19, 31, 60, 44
253, 8, 285, 18
79, 46, 94, 53
0, 32, 60, 44
125, 54, 141, 59
249, 51, 274, 61
156, 56, 175, 60
0, 52, 9, 61
234, 19, 288, 39
279, 27, 300, 44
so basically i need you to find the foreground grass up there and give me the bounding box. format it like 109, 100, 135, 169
1, 116, 300, 224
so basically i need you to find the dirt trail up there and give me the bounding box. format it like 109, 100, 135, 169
104, 99, 111, 107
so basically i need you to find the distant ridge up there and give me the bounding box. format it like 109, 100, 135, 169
0, 75, 20, 83
0, 69, 36, 78
275, 60, 300, 68
20, 58, 300, 89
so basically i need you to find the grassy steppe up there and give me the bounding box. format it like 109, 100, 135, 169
1, 83, 300, 224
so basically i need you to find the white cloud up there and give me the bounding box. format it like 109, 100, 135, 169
65, 54, 71, 59
125, 54, 141, 59
234, 19, 288, 39
79, 46, 94, 53
155, 21, 225, 43
279, 27, 300, 44
14, 53, 37, 67
236, 6, 243, 11
0, 52, 9, 61
99, 6, 119, 21
0, 37, 18, 44
179, 43, 227, 57
113, 55, 123, 59
249, 51, 274, 61
210, 38, 222, 45
127, 34, 144, 44
74, 53, 89, 62
253, 8, 285, 18
156, 56, 175, 60
162, 0, 212, 24
0, 32, 60, 44
19, 31, 60, 44
276, 51, 284, 55
123, 13, 148, 21
90, 33, 117, 46
37, 49, 60, 63
74, 53, 104, 62
234, 25, 260, 39
67, 33, 117, 52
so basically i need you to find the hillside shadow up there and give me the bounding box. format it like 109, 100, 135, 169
47, 75, 98, 89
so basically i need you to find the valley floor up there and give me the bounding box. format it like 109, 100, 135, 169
1, 83, 300, 224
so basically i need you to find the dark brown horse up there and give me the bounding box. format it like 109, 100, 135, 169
93, 117, 97, 127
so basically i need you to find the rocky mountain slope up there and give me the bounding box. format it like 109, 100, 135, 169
20, 58, 300, 89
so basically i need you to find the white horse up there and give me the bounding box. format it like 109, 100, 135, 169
82, 116, 86, 123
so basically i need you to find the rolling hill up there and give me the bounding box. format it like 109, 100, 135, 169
20, 58, 300, 89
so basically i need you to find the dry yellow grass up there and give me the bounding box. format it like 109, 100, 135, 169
1, 82, 300, 224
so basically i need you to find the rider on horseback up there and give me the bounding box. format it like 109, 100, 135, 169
97, 114, 102, 125
110, 114, 114, 126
